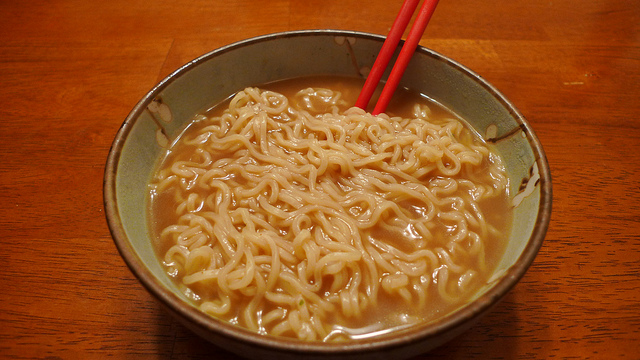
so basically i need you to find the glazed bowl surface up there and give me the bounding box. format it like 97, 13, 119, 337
104, 29, 551, 360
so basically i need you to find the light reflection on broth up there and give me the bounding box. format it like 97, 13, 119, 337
148, 76, 512, 341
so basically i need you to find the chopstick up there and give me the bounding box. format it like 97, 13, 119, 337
355, 0, 420, 110
356, 0, 440, 115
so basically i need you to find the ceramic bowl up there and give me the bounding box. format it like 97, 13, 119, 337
104, 30, 551, 359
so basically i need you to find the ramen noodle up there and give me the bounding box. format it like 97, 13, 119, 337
148, 77, 511, 341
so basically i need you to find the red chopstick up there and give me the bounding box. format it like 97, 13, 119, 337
355, 0, 420, 110
356, 0, 440, 115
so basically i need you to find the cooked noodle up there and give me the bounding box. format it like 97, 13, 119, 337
149, 83, 509, 341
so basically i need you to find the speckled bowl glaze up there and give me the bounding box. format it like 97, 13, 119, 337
104, 30, 551, 360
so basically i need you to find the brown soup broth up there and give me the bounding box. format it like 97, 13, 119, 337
148, 75, 512, 339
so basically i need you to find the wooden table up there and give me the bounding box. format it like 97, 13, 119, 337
1, 0, 638, 358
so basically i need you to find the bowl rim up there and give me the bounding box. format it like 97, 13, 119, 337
104, 29, 552, 355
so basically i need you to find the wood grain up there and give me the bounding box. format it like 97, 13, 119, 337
1, 0, 639, 359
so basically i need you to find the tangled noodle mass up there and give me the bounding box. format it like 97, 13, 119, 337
149, 87, 509, 341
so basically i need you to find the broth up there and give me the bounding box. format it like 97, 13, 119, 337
148, 76, 512, 341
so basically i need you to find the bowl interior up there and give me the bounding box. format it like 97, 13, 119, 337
105, 30, 551, 356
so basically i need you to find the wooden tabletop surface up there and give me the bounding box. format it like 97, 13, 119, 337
1, 0, 639, 359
